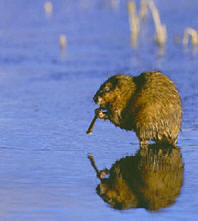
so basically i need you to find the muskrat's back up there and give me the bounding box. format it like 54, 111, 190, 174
129, 71, 182, 145
93, 71, 182, 146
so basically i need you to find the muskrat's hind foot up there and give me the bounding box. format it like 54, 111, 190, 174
140, 140, 148, 148
172, 139, 177, 147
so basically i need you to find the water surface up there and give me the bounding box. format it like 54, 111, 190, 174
0, 0, 197, 220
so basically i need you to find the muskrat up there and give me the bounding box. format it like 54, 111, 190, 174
88, 71, 182, 146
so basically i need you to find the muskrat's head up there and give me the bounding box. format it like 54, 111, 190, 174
93, 74, 133, 111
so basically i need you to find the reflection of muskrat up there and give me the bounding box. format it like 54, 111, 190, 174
91, 71, 182, 146
89, 144, 184, 210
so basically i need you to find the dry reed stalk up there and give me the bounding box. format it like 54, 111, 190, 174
139, 0, 149, 20
44, 1, 53, 15
183, 28, 198, 48
110, 0, 120, 9
59, 34, 67, 50
128, 1, 140, 48
148, 1, 167, 47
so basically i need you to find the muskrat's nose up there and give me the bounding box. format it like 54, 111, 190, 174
93, 95, 99, 104
94, 94, 103, 105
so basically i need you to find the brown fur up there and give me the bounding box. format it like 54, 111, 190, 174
96, 144, 184, 210
93, 71, 182, 146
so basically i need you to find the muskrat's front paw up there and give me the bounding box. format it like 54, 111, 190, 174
98, 169, 109, 179
95, 108, 106, 119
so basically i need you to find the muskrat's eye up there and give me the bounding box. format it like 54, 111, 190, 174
104, 87, 111, 92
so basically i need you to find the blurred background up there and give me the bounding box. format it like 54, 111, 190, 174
0, 0, 197, 220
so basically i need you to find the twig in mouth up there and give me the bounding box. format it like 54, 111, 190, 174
86, 115, 97, 135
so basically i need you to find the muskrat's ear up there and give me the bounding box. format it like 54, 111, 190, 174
108, 76, 119, 88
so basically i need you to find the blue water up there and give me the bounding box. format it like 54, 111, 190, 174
0, 0, 197, 220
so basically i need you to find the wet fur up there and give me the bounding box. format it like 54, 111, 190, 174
93, 71, 182, 145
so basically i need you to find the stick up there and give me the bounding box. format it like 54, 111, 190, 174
86, 115, 97, 135
88, 154, 100, 177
